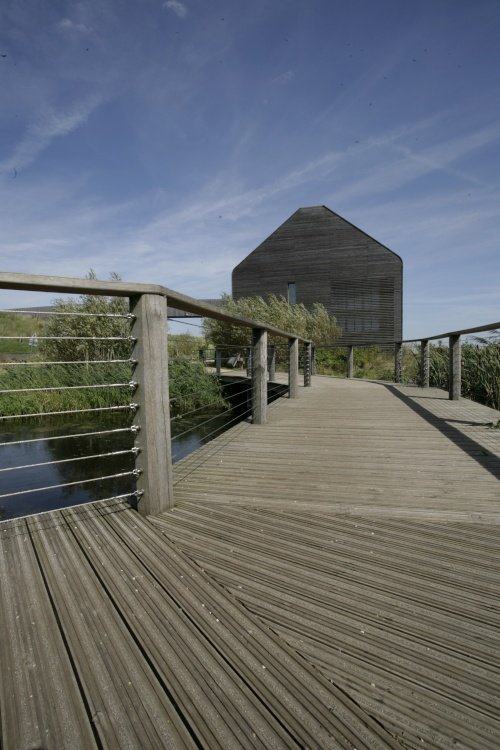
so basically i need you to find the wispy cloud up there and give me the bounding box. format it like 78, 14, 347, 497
58, 18, 90, 33
0, 95, 103, 175
272, 70, 294, 85
333, 122, 500, 204
163, 1, 188, 19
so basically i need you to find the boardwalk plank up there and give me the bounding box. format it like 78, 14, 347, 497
76, 500, 401, 750
27, 510, 198, 749
0, 519, 98, 750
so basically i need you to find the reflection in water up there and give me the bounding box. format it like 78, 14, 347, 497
0, 410, 237, 521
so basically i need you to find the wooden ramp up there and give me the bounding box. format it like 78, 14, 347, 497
151, 377, 500, 750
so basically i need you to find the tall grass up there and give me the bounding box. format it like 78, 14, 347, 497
403, 340, 500, 410
317, 336, 500, 411
0, 359, 227, 417
0, 362, 133, 416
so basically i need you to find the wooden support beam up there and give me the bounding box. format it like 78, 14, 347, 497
304, 342, 312, 387
394, 342, 403, 383
347, 346, 354, 379
246, 346, 252, 378
289, 337, 299, 398
130, 294, 173, 516
420, 340, 430, 388
449, 334, 461, 401
252, 328, 267, 424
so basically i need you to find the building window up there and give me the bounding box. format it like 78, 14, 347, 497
287, 282, 297, 304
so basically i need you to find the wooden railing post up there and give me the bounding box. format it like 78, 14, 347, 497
130, 293, 173, 516
289, 337, 299, 398
303, 342, 312, 387
311, 346, 316, 375
215, 349, 222, 376
252, 328, 267, 424
420, 339, 430, 388
449, 334, 461, 400
268, 345, 276, 381
394, 342, 403, 383
347, 345, 354, 379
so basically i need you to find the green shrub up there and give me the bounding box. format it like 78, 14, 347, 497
316, 345, 394, 380
168, 359, 227, 414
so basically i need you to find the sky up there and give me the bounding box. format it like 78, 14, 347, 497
0, 0, 499, 339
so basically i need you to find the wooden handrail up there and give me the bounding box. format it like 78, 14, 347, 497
318, 322, 499, 349
400, 321, 500, 343
0, 272, 311, 343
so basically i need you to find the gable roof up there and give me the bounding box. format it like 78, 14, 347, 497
233, 205, 403, 270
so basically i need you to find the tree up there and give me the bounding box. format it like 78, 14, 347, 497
31, 271, 227, 416
169, 333, 205, 359
40, 271, 130, 363
202, 294, 340, 361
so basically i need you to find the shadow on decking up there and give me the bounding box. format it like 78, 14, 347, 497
384, 384, 500, 480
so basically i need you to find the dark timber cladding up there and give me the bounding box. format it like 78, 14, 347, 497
232, 205, 403, 346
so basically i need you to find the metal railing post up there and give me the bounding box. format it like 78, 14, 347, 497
130, 293, 173, 516
252, 328, 267, 424
304, 342, 312, 386
268, 345, 276, 381
420, 339, 430, 388
394, 342, 403, 383
347, 345, 354, 379
289, 337, 299, 398
449, 334, 461, 400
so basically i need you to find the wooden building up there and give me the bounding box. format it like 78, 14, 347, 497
232, 205, 403, 346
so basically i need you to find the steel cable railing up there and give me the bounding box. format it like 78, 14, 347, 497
172, 404, 253, 463
0, 471, 140, 500
0, 359, 136, 367
0, 447, 139, 474
0, 302, 138, 520
0, 404, 137, 421
0, 382, 137, 395
0, 271, 312, 519
0, 425, 137, 448
169, 342, 291, 466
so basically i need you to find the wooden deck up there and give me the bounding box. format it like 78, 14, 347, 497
1, 377, 500, 749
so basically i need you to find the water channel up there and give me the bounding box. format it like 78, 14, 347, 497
0, 409, 239, 522
0, 378, 288, 521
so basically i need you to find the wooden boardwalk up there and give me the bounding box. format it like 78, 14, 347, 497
160, 377, 500, 749
1, 377, 500, 749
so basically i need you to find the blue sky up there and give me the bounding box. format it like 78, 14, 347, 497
0, 0, 499, 339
